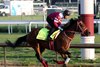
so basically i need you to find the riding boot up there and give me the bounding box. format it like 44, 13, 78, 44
47, 28, 56, 40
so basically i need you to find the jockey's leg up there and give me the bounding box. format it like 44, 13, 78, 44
47, 28, 56, 40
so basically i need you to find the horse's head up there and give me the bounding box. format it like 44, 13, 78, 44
63, 18, 90, 36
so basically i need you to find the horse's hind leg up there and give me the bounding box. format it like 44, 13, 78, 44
33, 44, 48, 67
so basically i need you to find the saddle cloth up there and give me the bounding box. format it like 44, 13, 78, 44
36, 28, 60, 40
36, 28, 49, 40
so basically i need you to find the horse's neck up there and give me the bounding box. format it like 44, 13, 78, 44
57, 31, 75, 50
64, 31, 75, 40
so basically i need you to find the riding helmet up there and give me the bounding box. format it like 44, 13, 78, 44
63, 10, 71, 16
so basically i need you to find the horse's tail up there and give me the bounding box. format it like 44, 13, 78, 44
6, 35, 27, 48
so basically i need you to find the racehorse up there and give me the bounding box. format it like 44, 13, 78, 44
6, 18, 90, 67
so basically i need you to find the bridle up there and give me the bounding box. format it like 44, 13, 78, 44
63, 19, 88, 40
76, 20, 88, 35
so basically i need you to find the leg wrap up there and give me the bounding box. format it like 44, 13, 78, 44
41, 60, 48, 67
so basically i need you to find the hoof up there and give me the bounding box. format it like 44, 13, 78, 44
53, 59, 64, 64
63, 64, 67, 67
65, 58, 70, 64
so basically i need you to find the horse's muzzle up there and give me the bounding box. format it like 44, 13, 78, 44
81, 30, 90, 36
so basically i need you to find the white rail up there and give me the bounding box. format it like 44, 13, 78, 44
0, 20, 29, 34
0, 19, 100, 34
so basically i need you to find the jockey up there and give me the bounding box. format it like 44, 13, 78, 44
46, 9, 71, 40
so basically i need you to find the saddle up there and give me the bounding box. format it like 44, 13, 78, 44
36, 28, 60, 40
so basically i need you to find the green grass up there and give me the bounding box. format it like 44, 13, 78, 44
0, 33, 25, 43
94, 34, 100, 44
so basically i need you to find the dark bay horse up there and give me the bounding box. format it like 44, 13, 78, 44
6, 18, 90, 67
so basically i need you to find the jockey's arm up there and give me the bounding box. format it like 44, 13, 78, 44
54, 18, 63, 31
54, 17, 62, 28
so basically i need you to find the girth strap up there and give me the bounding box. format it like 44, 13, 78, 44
49, 40, 54, 50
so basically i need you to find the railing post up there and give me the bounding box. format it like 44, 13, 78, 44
3, 47, 6, 67
29, 22, 32, 32
8, 24, 11, 34
25, 24, 28, 33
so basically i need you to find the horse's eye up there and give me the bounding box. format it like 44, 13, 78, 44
79, 23, 84, 27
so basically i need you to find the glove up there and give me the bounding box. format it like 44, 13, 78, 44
58, 27, 63, 31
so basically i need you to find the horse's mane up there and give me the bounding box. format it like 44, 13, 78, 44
69, 17, 82, 25
63, 18, 82, 30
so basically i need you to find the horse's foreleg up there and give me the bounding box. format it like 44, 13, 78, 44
53, 54, 66, 64
64, 51, 71, 64
34, 44, 48, 67
53, 51, 71, 65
